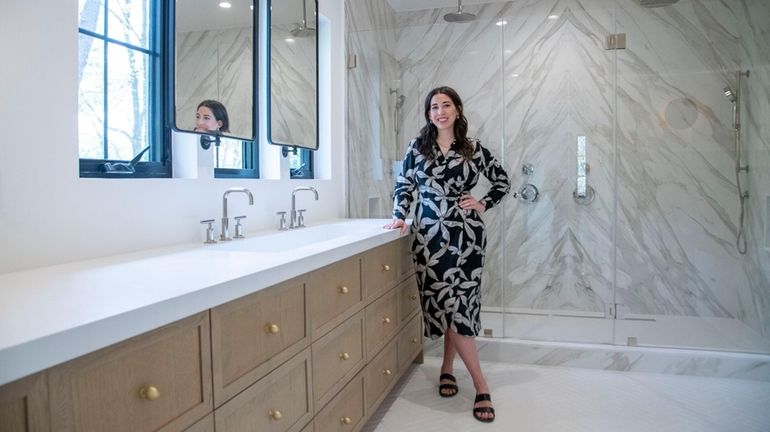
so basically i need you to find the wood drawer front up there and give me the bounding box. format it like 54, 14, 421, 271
362, 242, 398, 301
211, 277, 309, 406
312, 311, 365, 411
397, 276, 420, 324
364, 289, 398, 360
396, 235, 414, 282
214, 349, 312, 432
0, 371, 49, 432
185, 413, 214, 432
363, 340, 398, 413
398, 314, 423, 373
314, 373, 365, 432
308, 256, 363, 339
49, 312, 212, 432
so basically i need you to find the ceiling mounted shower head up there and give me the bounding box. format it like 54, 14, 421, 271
444, 0, 476, 23
634, 0, 680, 7
291, 0, 316, 38
723, 87, 737, 103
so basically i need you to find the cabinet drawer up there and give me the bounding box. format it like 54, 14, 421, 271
0, 371, 49, 432
312, 310, 365, 411
211, 277, 309, 406
398, 314, 423, 373
396, 235, 414, 282
364, 339, 398, 413
397, 276, 419, 324
362, 242, 398, 301
314, 373, 365, 432
308, 256, 363, 339
49, 312, 212, 432
364, 289, 398, 360
214, 349, 312, 432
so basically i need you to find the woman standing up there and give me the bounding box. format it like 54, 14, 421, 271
385, 86, 510, 423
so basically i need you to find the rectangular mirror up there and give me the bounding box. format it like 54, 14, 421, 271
268, 0, 318, 150
174, 0, 256, 140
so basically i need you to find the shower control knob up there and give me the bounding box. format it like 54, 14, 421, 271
522, 163, 535, 175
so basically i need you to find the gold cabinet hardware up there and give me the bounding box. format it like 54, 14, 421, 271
411, 337, 419, 344
382, 317, 391, 324
382, 368, 392, 375
339, 286, 349, 294
409, 294, 418, 300
339, 352, 350, 360
266, 323, 280, 334
341, 416, 352, 425
139, 385, 160, 401
382, 264, 391, 271
268, 410, 283, 420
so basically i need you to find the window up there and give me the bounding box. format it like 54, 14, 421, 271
289, 148, 314, 179
214, 138, 259, 179
78, 0, 168, 178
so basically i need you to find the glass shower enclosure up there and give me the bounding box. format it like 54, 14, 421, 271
346, 0, 770, 354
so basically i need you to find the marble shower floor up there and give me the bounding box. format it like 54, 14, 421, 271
362, 356, 770, 432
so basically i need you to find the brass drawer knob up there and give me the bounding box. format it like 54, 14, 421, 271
266, 323, 280, 334
341, 416, 352, 425
382, 317, 391, 324
269, 410, 283, 420
382, 368, 392, 375
411, 337, 419, 344
409, 294, 418, 300
382, 264, 391, 271
339, 352, 350, 360
339, 286, 349, 294
139, 385, 160, 401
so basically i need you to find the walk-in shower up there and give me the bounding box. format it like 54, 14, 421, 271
724, 70, 751, 254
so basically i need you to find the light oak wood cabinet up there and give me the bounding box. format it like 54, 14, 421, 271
214, 349, 312, 432
48, 312, 212, 432
0, 236, 422, 432
307, 255, 363, 340
0, 371, 49, 432
311, 310, 365, 411
211, 276, 309, 407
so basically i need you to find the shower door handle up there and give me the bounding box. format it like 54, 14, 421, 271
573, 135, 595, 205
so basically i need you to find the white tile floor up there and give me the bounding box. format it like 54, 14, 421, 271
363, 356, 770, 432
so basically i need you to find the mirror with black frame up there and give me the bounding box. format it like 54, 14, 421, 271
268, 0, 318, 150
174, 0, 256, 141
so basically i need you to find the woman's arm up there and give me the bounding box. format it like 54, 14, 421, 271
476, 141, 511, 210
385, 140, 418, 233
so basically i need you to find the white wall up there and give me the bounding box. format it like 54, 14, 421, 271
0, 0, 346, 274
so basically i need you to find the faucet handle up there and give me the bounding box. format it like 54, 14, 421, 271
200, 219, 217, 244
296, 209, 306, 228
276, 211, 289, 231
234, 216, 246, 239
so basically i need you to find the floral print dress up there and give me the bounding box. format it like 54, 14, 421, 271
393, 138, 510, 339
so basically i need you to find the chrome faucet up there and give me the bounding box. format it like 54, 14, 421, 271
221, 187, 254, 240
290, 186, 318, 229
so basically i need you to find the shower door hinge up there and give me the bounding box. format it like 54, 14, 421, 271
605, 303, 626, 319
347, 54, 357, 69
605, 33, 626, 50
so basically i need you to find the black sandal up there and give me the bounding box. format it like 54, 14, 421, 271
473, 393, 495, 423
438, 373, 458, 398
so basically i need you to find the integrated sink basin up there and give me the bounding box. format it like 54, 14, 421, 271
209, 219, 393, 253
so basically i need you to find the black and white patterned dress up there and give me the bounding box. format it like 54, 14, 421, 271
393, 138, 510, 339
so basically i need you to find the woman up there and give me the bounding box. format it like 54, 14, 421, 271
195, 99, 230, 133
385, 86, 510, 423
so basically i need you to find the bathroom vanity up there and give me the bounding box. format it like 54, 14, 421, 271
0, 219, 421, 432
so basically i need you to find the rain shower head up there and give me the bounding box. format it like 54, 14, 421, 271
723, 87, 737, 103
290, 0, 316, 37
444, 0, 476, 23
634, 0, 679, 7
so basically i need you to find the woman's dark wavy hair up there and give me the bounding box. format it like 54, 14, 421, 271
416, 86, 474, 160
197, 99, 230, 133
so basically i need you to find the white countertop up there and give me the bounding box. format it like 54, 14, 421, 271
0, 218, 405, 386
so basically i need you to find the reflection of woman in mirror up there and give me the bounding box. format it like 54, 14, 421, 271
195, 100, 230, 133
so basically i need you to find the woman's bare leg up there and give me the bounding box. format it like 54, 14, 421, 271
446, 329, 494, 421
439, 332, 458, 396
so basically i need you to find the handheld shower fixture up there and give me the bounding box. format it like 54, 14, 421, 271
725, 70, 750, 255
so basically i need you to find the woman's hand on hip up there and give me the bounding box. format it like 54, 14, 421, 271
383, 218, 408, 234
460, 194, 486, 214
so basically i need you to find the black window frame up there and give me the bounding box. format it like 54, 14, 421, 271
290, 148, 314, 179
214, 139, 260, 179
78, 0, 171, 179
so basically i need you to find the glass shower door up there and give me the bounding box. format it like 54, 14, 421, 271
498, 3, 617, 344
